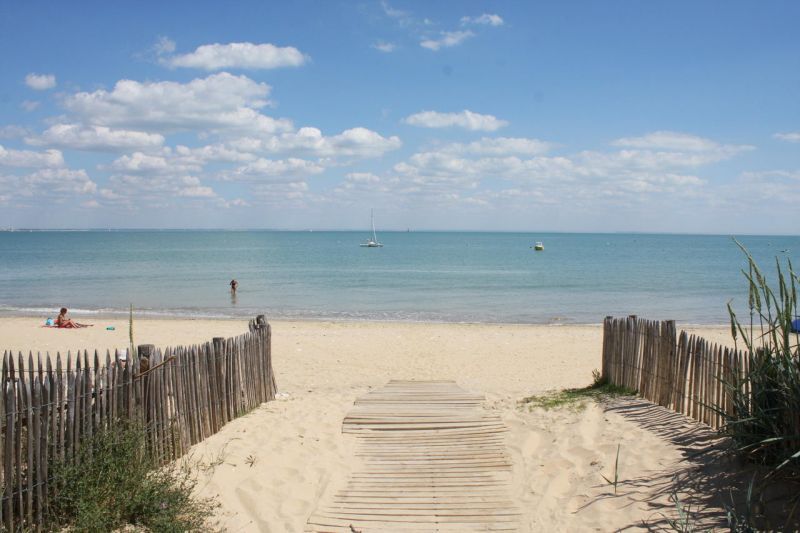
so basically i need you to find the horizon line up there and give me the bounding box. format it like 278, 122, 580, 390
0, 228, 798, 238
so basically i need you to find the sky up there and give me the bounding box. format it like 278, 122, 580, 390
0, 1, 798, 233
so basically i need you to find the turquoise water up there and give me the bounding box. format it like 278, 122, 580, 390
0, 231, 797, 324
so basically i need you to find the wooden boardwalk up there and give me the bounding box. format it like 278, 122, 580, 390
306, 380, 520, 532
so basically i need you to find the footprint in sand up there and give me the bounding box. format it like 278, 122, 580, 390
279, 497, 311, 519
238, 477, 263, 492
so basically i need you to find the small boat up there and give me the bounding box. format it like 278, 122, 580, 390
360, 209, 384, 248
533, 241, 544, 251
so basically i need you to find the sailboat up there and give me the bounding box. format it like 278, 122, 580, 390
360, 209, 384, 247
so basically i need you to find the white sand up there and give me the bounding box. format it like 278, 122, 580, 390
0, 317, 735, 531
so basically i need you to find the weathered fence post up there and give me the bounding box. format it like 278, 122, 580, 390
212, 337, 226, 425
138, 344, 154, 374
602, 316, 613, 382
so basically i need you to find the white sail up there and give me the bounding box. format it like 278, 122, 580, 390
360, 209, 383, 247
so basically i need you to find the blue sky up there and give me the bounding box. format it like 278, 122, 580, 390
0, 1, 798, 233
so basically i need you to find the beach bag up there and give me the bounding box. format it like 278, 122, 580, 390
45, 318, 54, 326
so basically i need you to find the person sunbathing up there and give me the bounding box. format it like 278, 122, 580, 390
56, 307, 91, 328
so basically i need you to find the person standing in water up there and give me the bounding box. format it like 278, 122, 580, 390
230, 279, 238, 293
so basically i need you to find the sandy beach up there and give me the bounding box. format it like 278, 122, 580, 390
0, 317, 736, 531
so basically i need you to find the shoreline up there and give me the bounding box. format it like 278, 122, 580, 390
0, 309, 732, 328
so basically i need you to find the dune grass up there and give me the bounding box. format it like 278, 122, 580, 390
725, 243, 800, 479
47, 423, 217, 532
520, 372, 636, 411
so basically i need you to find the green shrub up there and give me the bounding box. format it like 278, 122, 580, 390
725, 242, 800, 477
48, 424, 217, 532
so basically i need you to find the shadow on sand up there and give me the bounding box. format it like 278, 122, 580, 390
588, 396, 799, 531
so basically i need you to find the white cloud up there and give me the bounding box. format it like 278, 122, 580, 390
323, 127, 402, 156
153, 36, 176, 55
346, 172, 381, 183
229, 127, 402, 158
732, 169, 800, 204
99, 188, 121, 200
461, 14, 504, 26
25, 73, 56, 90
580, 147, 750, 170
165, 42, 307, 70
22, 168, 96, 195
178, 185, 216, 198
253, 181, 310, 202
173, 143, 257, 164
104, 173, 217, 204
21, 100, 40, 112
420, 30, 474, 51
63, 72, 293, 135
439, 137, 553, 156
363, 130, 753, 209
109, 152, 187, 173
372, 41, 397, 53
223, 158, 324, 181
0, 145, 64, 168
740, 169, 800, 182
611, 131, 748, 153
606, 132, 754, 169
395, 152, 574, 184
381, 0, 408, 19
403, 110, 508, 131
28, 124, 165, 151
334, 172, 389, 195
385, 150, 710, 209
774, 132, 800, 143
223, 198, 250, 208
108, 144, 259, 175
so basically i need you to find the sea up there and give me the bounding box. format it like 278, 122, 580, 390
0, 231, 797, 325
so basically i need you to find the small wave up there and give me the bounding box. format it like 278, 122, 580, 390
0, 305, 231, 320
0, 305, 116, 316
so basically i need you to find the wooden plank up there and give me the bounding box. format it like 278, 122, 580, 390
307, 381, 519, 532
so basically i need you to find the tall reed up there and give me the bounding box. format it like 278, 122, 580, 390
725, 241, 800, 478
129, 303, 135, 358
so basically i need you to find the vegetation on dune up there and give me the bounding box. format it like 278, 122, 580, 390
47, 424, 217, 532
665, 242, 800, 532
725, 243, 800, 480
519, 370, 636, 411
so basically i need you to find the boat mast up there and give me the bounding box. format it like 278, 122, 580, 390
371, 209, 377, 242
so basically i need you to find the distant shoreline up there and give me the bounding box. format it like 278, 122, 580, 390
1, 228, 798, 237
0, 309, 731, 328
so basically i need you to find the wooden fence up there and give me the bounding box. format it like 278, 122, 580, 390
602, 315, 748, 430
0, 315, 276, 531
